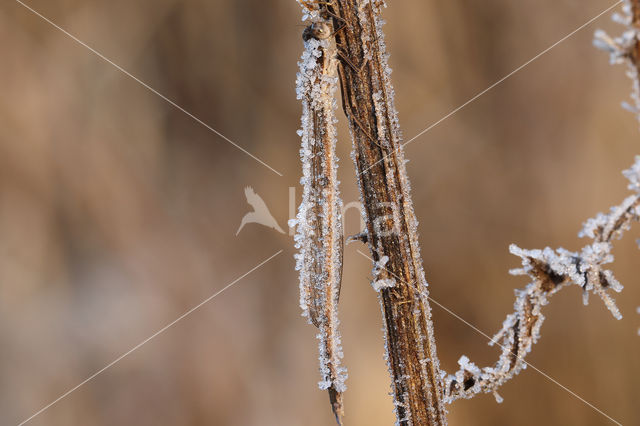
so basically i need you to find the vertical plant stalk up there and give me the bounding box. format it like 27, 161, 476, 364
293, 7, 347, 424
330, 1, 447, 424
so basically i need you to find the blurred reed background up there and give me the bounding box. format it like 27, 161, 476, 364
0, 0, 638, 425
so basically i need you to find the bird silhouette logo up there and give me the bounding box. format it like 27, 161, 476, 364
236, 186, 285, 236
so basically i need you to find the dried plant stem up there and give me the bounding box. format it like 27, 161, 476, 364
331, 1, 447, 424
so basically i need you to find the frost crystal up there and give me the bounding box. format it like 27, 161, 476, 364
622, 155, 640, 192
372, 255, 390, 278
372, 278, 396, 292
443, 157, 640, 403
293, 2, 347, 422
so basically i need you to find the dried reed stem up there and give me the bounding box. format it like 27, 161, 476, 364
331, 1, 447, 424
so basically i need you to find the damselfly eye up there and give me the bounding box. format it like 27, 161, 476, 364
302, 22, 332, 42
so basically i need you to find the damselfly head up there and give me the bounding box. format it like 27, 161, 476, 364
302, 21, 332, 42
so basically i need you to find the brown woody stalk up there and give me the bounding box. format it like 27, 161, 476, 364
330, 1, 447, 424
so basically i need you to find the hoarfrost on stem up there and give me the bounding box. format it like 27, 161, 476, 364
594, 0, 640, 123
346, 1, 447, 423
443, 158, 640, 402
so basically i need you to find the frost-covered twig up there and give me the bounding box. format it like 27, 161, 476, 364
594, 0, 640, 118
443, 158, 640, 403
291, 3, 347, 422
443, 0, 640, 408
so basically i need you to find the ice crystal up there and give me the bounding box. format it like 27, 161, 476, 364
623, 155, 640, 192
372, 255, 390, 278
372, 278, 396, 292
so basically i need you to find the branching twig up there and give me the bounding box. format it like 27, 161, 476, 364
442, 1, 640, 404
594, 0, 640, 118
443, 158, 640, 403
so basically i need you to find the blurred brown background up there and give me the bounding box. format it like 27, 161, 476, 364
0, 0, 638, 425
